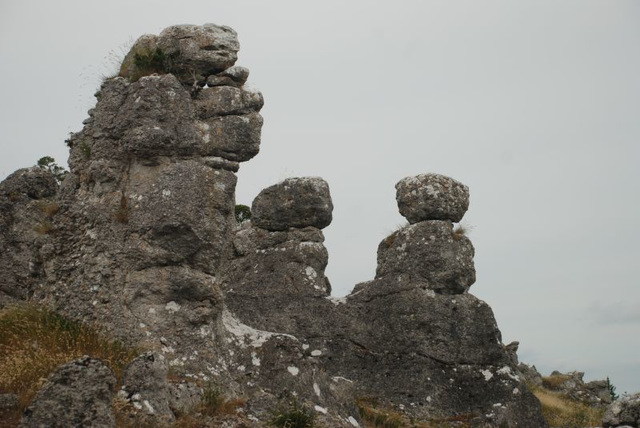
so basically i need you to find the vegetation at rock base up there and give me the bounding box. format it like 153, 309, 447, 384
0, 304, 139, 426
36, 156, 67, 183
356, 397, 478, 428
270, 398, 315, 428
199, 383, 246, 417
530, 384, 605, 428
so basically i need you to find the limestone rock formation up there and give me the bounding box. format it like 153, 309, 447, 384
0, 23, 549, 427
117, 352, 175, 426
603, 392, 640, 427
251, 177, 333, 231
537, 370, 614, 407
0, 167, 58, 305
20, 357, 116, 428
396, 173, 470, 223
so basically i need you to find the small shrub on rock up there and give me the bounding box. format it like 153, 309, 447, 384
235, 204, 252, 224
270, 398, 315, 428
36, 156, 67, 184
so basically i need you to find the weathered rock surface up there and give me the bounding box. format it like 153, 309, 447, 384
20, 357, 116, 428
541, 370, 614, 407
396, 173, 470, 223
120, 24, 240, 85
518, 362, 543, 387
0, 23, 549, 428
207, 65, 250, 87
375, 220, 476, 294
603, 393, 640, 427
0, 167, 58, 305
252, 177, 333, 231
118, 352, 174, 426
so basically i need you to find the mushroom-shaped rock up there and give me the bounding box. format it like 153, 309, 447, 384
120, 24, 239, 85
396, 173, 469, 223
20, 356, 116, 428
252, 177, 333, 231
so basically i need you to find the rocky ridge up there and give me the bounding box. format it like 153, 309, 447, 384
0, 24, 550, 427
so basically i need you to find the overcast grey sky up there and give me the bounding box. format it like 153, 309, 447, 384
1, 0, 639, 394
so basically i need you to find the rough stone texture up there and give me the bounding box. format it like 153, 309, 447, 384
118, 352, 175, 426
542, 370, 614, 407
20, 357, 116, 428
120, 24, 239, 85
252, 177, 333, 231
0, 167, 58, 305
518, 362, 543, 387
1, 24, 550, 428
375, 220, 475, 294
168, 382, 203, 414
207, 66, 250, 87
0, 393, 19, 411
396, 173, 470, 223
0, 167, 58, 200
603, 393, 640, 427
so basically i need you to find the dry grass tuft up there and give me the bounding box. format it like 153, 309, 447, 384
33, 220, 55, 235
452, 224, 468, 241
0, 304, 139, 423
355, 397, 461, 428
114, 194, 130, 224
199, 384, 245, 417
533, 387, 604, 428
541, 374, 570, 390
37, 201, 60, 218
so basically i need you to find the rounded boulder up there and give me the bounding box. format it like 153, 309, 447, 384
396, 173, 469, 223
252, 177, 333, 231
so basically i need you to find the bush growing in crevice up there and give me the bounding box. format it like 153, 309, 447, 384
235, 204, 252, 224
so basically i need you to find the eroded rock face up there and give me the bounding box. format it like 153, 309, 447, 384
1, 24, 548, 428
120, 24, 240, 85
603, 393, 640, 427
20, 357, 116, 428
0, 167, 58, 305
118, 352, 175, 426
396, 173, 469, 223
375, 220, 476, 294
252, 177, 333, 231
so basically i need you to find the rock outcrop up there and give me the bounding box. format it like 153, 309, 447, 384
603, 393, 640, 427
0, 23, 548, 427
20, 357, 116, 428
